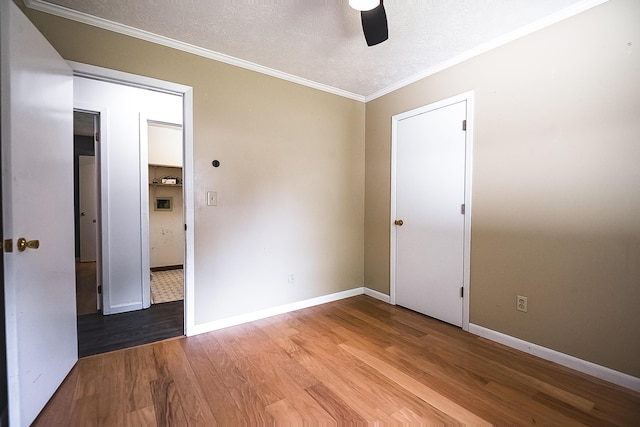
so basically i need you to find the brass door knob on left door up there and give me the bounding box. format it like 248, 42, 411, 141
17, 237, 39, 252
394, 219, 404, 226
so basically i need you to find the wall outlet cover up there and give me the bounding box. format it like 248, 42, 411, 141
517, 295, 528, 313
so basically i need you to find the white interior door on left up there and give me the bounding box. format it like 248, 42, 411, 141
1, 2, 77, 425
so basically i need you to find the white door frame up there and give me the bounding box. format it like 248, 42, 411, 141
69, 61, 196, 336
390, 91, 474, 331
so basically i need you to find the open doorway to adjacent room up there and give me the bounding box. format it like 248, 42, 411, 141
73, 110, 100, 317
147, 121, 185, 307
73, 108, 185, 357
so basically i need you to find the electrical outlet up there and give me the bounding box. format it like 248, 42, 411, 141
288, 272, 295, 284
516, 295, 528, 313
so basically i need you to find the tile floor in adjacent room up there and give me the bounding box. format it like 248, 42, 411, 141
151, 269, 184, 304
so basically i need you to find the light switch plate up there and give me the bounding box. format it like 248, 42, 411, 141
207, 191, 217, 206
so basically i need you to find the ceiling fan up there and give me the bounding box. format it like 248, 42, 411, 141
349, 0, 388, 46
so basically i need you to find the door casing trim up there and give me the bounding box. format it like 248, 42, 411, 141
68, 61, 196, 335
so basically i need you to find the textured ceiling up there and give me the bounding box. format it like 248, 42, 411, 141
31, 0, 598, 99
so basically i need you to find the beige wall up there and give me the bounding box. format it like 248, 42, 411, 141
22, 6, 365, 325
22, 0, 639, 378
365, 0, 640, 377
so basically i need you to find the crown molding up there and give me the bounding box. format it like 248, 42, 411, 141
25, 0, 608, 104
23, 0, 366, 102
364, 0, 610, 102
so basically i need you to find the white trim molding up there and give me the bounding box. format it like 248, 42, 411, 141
469, 324, 640, 393
138, 113, 151, 310
68, 61, 190, 95
364, 287, 391, 303
109, 302, 144, 315
364, 0, 610, 101
25, 0, 607, 103
188, 287, 365, 336
24, 0, 364, 102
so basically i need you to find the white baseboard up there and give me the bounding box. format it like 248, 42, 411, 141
364, 287, 391, 303
184, 288, 640, 392
107, 302, 143, 314
187, 287, 365, 336
469, 323, 640, 392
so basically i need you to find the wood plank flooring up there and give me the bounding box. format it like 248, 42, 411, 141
75, 261, 184, 357
77, 301, 184, 357
76, 261, 98, 316
35, 295, 640, 425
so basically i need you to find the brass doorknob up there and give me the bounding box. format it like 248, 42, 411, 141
394, 219, 404, 226
17, 237, 40, 252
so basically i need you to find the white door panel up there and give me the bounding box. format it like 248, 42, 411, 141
395, 101, 467, 327
1, 2, 77, 425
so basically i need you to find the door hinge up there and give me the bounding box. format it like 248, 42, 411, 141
95, 132, 100, 142
460, 204, 465, 215
462, 120, 467, 131
97, 285, 102, 294
461, 287, 464, 298
184, 224, 187, 231
3, 239, 13, 253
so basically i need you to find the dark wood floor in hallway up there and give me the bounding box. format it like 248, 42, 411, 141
77, 301, 183, 357
75, 261, 184, 357
36, 295, 640, 425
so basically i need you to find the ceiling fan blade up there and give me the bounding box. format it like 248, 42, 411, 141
361, 2, 388, 46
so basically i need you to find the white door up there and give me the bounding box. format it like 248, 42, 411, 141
394, 100, 468, 327
1, 2, 77, 425
79, 155, 97, 262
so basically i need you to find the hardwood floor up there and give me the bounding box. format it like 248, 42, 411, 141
76, 261, 98, 316
35, 295, 640, 425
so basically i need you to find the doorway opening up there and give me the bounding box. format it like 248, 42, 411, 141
73, 111, 185, 357
147, 121, 185, 306
73, 111, 100, 316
